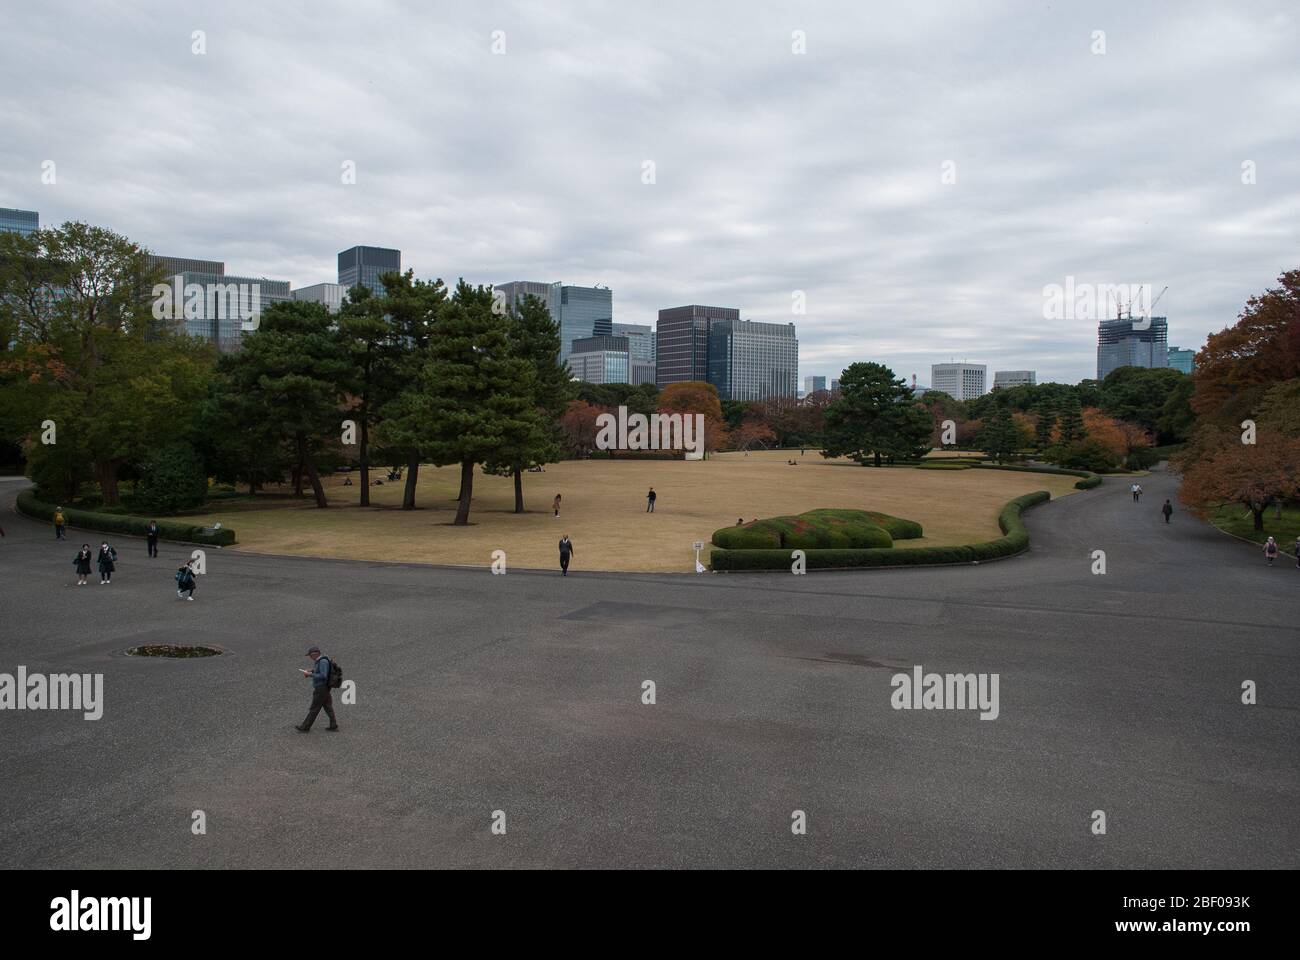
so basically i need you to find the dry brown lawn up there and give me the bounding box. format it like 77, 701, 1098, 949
201, 449, 1078, 573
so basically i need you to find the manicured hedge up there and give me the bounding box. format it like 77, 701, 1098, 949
17, 490, 236, 546
710, 491, 1050, 570
712, 508, 921, 551
916, 461, 971, 470
970, 462, 1100, 489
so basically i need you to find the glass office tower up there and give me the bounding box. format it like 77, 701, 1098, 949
707, 319, 799, 401
1097, 317, 1168, 381
0, 207, 39, 236
338, 246, 401, 297
656, 304, 739, 388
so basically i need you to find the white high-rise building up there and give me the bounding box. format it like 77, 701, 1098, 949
930, 363, 986, 401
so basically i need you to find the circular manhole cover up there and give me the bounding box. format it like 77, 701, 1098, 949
125, 644, 223, 658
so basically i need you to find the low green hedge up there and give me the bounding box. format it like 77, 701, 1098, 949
710, 491, 1050, 570
970, 462, 1100, 489
712, 508, 921, 551
916, 461, 971, 470
17, 490, 236, 546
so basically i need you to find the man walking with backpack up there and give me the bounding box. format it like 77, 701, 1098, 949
296, 646, 339, 732
1161, 499, 1174, 524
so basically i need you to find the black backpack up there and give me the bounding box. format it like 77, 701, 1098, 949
325, 657, 343, 689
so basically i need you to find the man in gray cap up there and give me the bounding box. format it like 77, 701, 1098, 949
295, 646, 339, 732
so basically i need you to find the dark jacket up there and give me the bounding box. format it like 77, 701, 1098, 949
558, 538, 573, 557
74, 551, 92, 574
97, 546, 116, 572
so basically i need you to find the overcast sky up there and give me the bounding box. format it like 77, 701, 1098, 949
2, 0, 1298, 384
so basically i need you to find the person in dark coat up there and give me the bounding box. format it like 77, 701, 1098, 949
1161, 500, 1173, 524
176, 560, 197, 600
146, 520, 160, 558
559, 535, 574, 576
646, 487, 656, 513
97, 542, 117, 584
74, 544, 92, 586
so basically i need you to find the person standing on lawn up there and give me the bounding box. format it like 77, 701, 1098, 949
559, 535, 574, 576
646, 487, 656, 513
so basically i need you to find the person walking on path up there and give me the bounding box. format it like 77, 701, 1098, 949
1131, 483, 1143, 502
1264, 536, 1279, 566
175, 560, 197, 600
146, 520, 159, 557
295, 646, 339, 732
1161, 499, 1173, 524
54, 507, 66, 541
96, 541, 117, 584
553, 493, 562, 518
73, 544, 92, 586
559, 535, 574, 576
646, 487, 657, 513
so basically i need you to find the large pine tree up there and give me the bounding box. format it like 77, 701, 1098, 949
821, 362, 931, 467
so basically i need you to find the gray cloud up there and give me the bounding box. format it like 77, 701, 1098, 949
2, 0, 1296, 383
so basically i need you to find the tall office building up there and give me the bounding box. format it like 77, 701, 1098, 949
1097, 316, 1168, 381
830, 378, 840, 394
338, 246, 400, 297
0, 207, 39, 236
293, 282, 348, 314
993, 370, 1037, 389
495, 281, 611, 367
495, 280, 561, 324
1168, 346, 1195, 374
148, 255, 291, 352
559, 285, 612, 362
707, 319, 799, 401
568, 335, 631, 384
804, 376, 827, 395
612, 322, 655, 364
931, 363, 987, 401
656, 304, 739, 387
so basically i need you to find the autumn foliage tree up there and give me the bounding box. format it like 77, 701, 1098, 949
1178, 429, 1300, 531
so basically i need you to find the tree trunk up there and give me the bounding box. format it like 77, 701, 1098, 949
292, 460, 303, 497
96, 460, 120, 506
402, 451, 419, 510
873, 450, 882, 468
1253, 507, 1265, 532
454, 459, 474, 525
513, 464, 524, 513
359, 409, 370, 507
297, 433, 327, 508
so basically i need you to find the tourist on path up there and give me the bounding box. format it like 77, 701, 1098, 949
1264, 537, 1279, 567
176, 560, 197, 600
1131, 483, 1142, 502
146, 520, 160, 558
54, 507, 66, 540
295, 646, 339, 733
1161, 500, 1173, 524
97, 542, 118, 584
559, 535, 574, 576
73, 544, 92, 585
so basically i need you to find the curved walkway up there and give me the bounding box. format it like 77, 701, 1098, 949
0, 469, 1295, 868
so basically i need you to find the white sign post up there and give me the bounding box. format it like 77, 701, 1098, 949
693, 541, 705, 574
